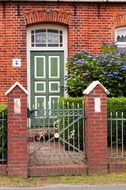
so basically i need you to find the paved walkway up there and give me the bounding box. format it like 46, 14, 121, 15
1, 185, 126, 190
29, 141, 85, 166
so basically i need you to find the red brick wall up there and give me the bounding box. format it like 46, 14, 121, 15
84, 84, 108, 174
7, 85, 28, 178
0, 2, 126, 103
109, 160, 126, 173
0, 165, 7, 176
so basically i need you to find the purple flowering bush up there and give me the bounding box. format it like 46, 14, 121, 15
66, 43, 126, 97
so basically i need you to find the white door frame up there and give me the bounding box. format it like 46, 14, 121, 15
27, 24, 68, 113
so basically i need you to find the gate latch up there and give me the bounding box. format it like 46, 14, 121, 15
27, 108, 37, 118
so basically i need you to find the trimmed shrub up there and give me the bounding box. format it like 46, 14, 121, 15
107, 97, 126, 112
0, 104, 7, 113
60, 97, 126, 112
66, 43, 126, 97
59, 97, 84, 107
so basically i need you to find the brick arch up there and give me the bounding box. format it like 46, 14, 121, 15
115, 14, 126, 27
24, 9, 70, 25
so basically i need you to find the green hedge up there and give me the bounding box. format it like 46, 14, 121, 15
107, 97, 126, 112
60, 97, 126, 112
0, 104, 7, 113
59, 97, 84, 107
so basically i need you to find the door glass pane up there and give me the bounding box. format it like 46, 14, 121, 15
117, 29, 126, 42
31, 31, 34, 47
35, 30, 46, 47
48, 29, 59, 47
31, 29, 63, 47
117, 36, 126, 42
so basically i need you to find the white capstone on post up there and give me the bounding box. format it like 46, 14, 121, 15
83, 81, 110, 174
5, 82, 28, 178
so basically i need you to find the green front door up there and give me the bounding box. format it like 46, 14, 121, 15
30, 51, 64, 113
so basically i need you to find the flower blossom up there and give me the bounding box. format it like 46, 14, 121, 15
74, 59, 86, 64
121, 65, 126, 71
65, 74, 71, 80
82, 72, 90, 76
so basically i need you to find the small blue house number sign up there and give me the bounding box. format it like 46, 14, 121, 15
12, 59, 21, 67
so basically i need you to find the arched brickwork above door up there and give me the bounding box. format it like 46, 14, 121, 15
115, 14, 126, 27
24, 10, 70, 25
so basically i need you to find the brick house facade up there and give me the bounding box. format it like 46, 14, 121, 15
1, 1, 125, 176
0, 1, 126, 107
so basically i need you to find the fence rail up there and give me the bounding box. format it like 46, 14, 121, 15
108, 112, 126, 159
0, 112, 7, 164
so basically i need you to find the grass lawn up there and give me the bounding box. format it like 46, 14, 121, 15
1, 173, 126, 186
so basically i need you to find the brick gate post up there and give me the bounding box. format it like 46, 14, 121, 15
5, 82, 28, 178
83, 81, 109, 175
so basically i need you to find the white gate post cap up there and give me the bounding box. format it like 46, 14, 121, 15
83, 81, 110, 95
5, 81, 28, 95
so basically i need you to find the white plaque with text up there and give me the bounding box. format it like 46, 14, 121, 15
14, 98, 21, 114
94, 97, 101, 113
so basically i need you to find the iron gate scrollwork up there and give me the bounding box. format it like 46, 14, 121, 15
28, 103, 85, 166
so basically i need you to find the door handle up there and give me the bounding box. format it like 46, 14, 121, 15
58, 85, 64, 88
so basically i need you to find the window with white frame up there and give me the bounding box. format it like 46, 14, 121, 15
116, 28, 126, 47
31, 29, 63, 47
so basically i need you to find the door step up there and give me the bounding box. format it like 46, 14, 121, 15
28, 164, 87, 177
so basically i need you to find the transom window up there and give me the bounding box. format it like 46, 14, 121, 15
31, 29, 63, 47
116, 28, 126, 47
